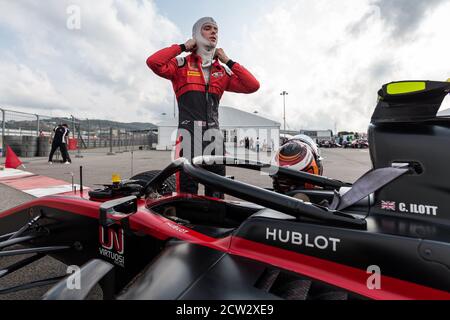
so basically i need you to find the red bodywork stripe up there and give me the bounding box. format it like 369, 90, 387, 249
229, 236, 450, 300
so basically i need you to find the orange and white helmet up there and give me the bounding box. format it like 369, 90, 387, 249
272, 135, 323, 192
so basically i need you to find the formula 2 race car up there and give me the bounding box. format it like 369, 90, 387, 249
1, 80, 450, 300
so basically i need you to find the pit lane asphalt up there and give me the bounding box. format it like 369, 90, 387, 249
0, 147, 371, 300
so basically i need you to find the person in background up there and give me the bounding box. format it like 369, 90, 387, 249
48, 124, 71, 164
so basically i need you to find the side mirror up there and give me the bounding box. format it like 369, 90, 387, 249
99, 196, 137, 227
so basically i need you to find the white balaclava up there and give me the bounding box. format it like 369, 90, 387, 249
192, 17, 218, 80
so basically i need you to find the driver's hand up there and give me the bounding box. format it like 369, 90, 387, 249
215, 48, 230, 64
184, 39, 197, 52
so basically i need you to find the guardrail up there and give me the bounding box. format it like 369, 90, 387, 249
1, 108, 157, 157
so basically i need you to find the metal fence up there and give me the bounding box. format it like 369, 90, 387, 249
0, 108, 157, 157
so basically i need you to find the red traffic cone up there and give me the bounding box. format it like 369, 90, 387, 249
5, 145, 23, 169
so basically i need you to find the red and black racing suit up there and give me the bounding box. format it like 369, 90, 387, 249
147, 44, 259, 196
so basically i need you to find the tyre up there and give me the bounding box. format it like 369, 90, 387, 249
130, 170, 176, 193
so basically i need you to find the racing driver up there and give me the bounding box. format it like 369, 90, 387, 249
147, 17, 260, 197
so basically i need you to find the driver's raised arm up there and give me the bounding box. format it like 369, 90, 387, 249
225, 60, 260, 94
215, 48, 260, 93
146, 44, 183, 80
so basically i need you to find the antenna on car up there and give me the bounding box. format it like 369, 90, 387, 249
79, 166, 83, 196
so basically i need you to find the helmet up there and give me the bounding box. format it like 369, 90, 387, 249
290, 134, 321, 161
272, 136, 323, 193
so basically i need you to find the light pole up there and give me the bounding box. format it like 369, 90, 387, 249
280, 91, 288, 133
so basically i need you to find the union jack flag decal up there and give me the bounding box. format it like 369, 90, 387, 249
381, 200, 396, 211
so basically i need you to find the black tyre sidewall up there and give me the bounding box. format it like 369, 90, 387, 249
130, 170, 176, 192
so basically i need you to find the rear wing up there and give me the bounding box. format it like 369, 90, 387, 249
371, 80, 450, 124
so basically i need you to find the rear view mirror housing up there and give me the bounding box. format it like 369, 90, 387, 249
99, 196, 137, 227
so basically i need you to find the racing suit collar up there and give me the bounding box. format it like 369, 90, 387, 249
190, 53, 221, 68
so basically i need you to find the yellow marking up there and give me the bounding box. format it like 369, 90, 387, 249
187, 71, 201, 77
386, 81, 426, 95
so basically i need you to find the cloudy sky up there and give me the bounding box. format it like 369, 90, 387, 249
0, 0, 449, 131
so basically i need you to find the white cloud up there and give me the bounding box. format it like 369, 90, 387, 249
0, 0, 181, 121
221, 0, 450, 132
0, 61, 69, 111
